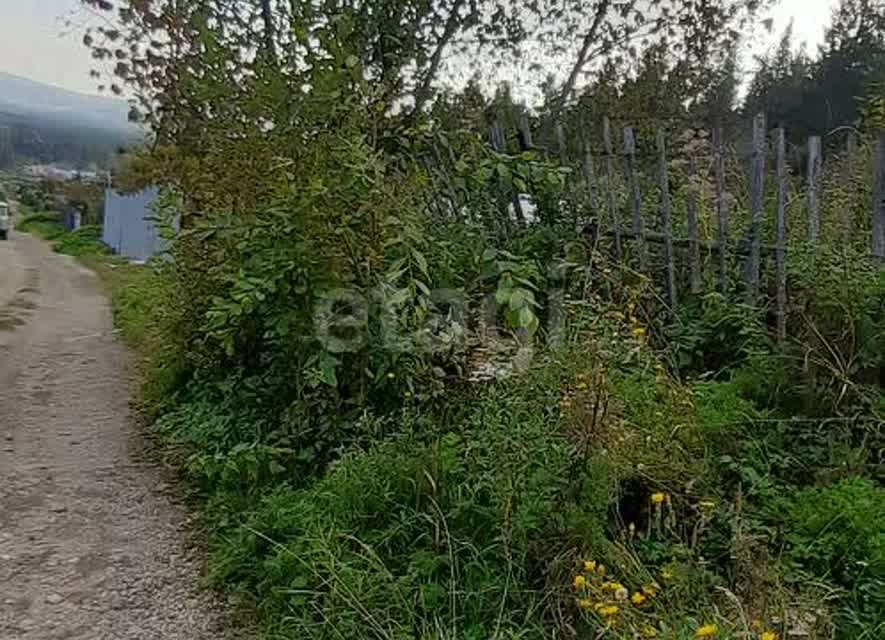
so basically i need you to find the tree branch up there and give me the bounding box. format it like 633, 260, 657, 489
552, 0, 614, 118
411, 0, 467, 115
259, 0, 277, 62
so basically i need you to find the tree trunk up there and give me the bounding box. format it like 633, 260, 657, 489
259, 0, 277, 63
552, 0, 612, 118
412, 0, 467, 115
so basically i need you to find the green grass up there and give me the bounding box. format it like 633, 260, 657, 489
17, 211, 67, 241
18, 211, 110, 257
53, 226, 110, 256
20, 206, 877, 639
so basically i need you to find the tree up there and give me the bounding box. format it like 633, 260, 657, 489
743, 0, 885, 141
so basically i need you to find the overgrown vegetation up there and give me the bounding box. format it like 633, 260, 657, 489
65, 0, 885, 639
18, 211, 109, 256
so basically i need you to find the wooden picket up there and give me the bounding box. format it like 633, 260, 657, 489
602, 117, 623, 260
807, 135, 822, 244
745, 113, 767, 304
775, 129, 788, 342
874, 134, 885, 260
713, 126, 730, 293
622, 126, 648, 271
686, 154, 702, 294
656, 128, 677, 309
472, 113, 885, 335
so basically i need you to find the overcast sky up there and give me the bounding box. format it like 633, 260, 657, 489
0, 0, 842, 98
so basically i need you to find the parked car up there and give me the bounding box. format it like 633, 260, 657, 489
0, 201, 10, 240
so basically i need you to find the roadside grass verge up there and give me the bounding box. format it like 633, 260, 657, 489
16, 211, 67, 241
17, 211, 110, 257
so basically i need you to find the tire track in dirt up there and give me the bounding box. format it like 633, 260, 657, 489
0, 233, 235, 640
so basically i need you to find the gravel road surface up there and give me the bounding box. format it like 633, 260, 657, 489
0, 231, 232, 639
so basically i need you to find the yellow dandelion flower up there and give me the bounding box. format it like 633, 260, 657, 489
661, 568, 674, 580
573, 575, 586, 590
631, 592, 647, 606
596, 564, 606, 575
761, 633, 777, 640
576, 598, 593, 610
651, 492, 666, 505
695, 624, 719, 638
641, 625, 659, 638
598, 605, 619, 617
583, 560, 597, 573
632, 326, 647, 339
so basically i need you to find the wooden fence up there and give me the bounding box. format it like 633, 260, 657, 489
443, 112, 885, 339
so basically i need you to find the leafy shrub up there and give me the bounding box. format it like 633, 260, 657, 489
785, 247, 885, 416
52, 225, 110, 256
208, 379, 583, 638
17, 212, 66, 240
780, 478, 885, 635
666, 293, 769, 379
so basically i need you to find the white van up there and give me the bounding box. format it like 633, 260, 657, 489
0, 202, 9, 240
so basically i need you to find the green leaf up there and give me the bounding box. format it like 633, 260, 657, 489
518, 306, 539, 334
413, 250, 429, 276
319, 353, 339, 387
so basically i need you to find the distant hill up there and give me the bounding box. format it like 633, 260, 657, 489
0, 72, 142, 169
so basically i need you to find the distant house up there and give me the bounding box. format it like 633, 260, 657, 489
102, 187, 167, 262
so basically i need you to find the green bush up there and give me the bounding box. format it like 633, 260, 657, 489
17, 212, 66, 240
780, 478, 885, 635
52, 225, 109, 257
206, 379, 585, 638
665, 293, 770, 380
785, 247, 885, 416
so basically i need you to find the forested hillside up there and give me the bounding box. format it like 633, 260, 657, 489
76, 0, 885, 639
0, 72, 138, 168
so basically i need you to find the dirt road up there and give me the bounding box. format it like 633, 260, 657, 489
0, 232, 229, 639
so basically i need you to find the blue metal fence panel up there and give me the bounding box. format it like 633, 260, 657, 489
102, 187, 165, 261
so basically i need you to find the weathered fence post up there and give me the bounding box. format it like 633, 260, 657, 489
807, 135, 822, 244
490, 118, 524, 226
656, 128, 678, 309
582, 137, 599, 211
843, 132, 858, 245
874, 133, 885, 260
518, 110, 534, 150
775, 128, 788, 342
602, 117, 623, 260
686, 154, 703, 294
714, 126, 729, 293
623, 126, 648, 270
745, 114, 767, 303
555, 122, 569, 165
